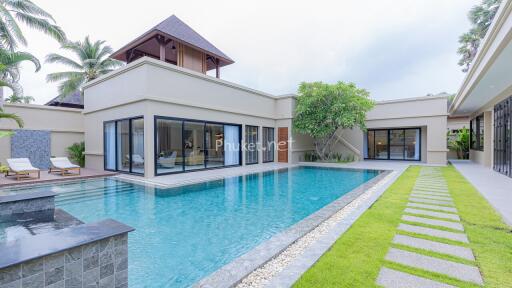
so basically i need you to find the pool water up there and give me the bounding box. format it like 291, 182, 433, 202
1, 166, 379, 287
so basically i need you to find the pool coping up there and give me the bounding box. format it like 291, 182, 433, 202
194, 167, 392, 288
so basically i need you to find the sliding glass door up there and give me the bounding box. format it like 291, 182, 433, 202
262, 127, 274, 163
184, 121, 205, 171
365, 128, 421, 161
154, 116, 241, 175
103, 116, 144, 174
494, 96, 511, 177
245, 126, 259, 164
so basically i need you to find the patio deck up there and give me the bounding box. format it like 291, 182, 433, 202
0, 168, 117, 188
451, 160, 512, 225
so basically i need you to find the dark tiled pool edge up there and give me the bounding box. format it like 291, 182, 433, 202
195, 170, 392, 288
0, 220, 133, 288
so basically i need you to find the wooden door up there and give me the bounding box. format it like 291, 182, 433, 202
278, 127, 289, 163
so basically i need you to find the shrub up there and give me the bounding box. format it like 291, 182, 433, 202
67, 141, 85, 167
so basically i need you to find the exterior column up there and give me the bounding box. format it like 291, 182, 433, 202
157, 36, 166, 61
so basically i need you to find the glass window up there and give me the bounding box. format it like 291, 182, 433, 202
156, 119, 183, 174
184, 121, 205, 170
262, 127, 274, 162
365, 128, 420, 161
366, 131, 375, 159
131, 118, 145, 174
245, 126, 259, 164
471, 114, 484, 151
105, 117, 144, 174
478, 115, 484, 151
104, 122, 116, 170
116, 119, 130, 172
224, 125, 240, 166
206, 123, 224, 168
374, 130, 388, 159
405, 129, 420, 160
389, 130, 405, 160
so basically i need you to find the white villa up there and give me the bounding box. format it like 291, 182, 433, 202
0, 3, 511, 184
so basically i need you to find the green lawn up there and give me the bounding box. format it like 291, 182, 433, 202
293, 165, 512, 288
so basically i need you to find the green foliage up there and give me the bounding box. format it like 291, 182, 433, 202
293, 81, 374, 160
448, 127, 470, 159
0, 0, 66, 51
46, 36, 124, 98
457, 0, 502, 72
295, 166, 512, 287
5, 94, 34, 103
0, 47, 40, 96
0, 164, 7, 174
0, 106, 23, 139
67, 141, 85, 167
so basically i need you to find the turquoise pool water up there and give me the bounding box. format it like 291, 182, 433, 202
1, 166, 379, 287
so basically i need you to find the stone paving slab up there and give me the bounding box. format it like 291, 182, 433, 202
410, 194, 453, 201
392, 235, 475, 261
409, 198, 454, 206
376, 267, 457, 288
385, 248, 483, 285
402, 215, 464, 231
414, 187, 449, 192
404, 208, 460, 221
411, 190, 450, 195
398, 224, 469, 243
407, 203, 458, 213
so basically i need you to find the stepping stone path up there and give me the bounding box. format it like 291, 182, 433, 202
376, 167, 484, 287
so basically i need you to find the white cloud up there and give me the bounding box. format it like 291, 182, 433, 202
15, 0, 478, 104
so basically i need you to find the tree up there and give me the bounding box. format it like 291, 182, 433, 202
0, 47, 39, 105
46, 36, 124, 98
293, 81, 375, 161
457, 0, 502, 72
448, 127, 470, 159
0, 0, 66, 51
5, 94, 34, 103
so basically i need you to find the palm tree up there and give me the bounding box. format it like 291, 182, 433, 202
0, 106, 23, 137
0, 0, 66, 51
0, 47, 40, 96
46, 36, 123, 98
5, 94, 34, 103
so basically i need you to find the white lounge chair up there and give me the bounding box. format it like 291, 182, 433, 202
159, 151, 177, 168
49, 157, 81, 176
131, 154, 144, 167
5, 158, 40, 181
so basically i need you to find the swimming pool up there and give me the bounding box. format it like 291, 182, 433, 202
1, 166, 380, 287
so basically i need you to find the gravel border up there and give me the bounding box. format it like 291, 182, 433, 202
195, 168, 393, 288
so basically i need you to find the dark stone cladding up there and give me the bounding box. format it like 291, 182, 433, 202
195, 169, 391, 288
0, 219, 134, 270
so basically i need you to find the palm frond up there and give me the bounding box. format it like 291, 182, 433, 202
14, 12, 66, 43
0, 4, 27, 48
3, 0, 55, 21
45, 53, 82, 70
56, 76, 85, 99
46, 71, 84, 82
0, 49, 40, 71
0, 107, 24, 127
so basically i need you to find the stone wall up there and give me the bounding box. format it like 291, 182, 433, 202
10, 129, 51, 169
0, 233, 129, 288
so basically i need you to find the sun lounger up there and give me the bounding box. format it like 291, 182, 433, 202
49, 157, 81, 176
5, 158, 41, 180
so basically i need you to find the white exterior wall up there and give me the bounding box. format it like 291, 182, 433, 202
83, 57, 313, 177
333, 96, 448, 165
0, 104, 84, 165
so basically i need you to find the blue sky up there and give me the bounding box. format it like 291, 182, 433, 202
19, 0, 478, 104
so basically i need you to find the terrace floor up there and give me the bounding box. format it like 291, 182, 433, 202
451, 159, 512, 225
0, 168, 116, 188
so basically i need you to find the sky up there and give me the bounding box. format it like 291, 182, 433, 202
16, 0, 479, 104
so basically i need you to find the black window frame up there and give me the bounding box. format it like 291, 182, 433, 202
493, 96, 511, 178
153, 115, 242, 176
364, 128, 422, 161
103, 116, 145, 175
262, 127, 275, 163
470, 114, 485, 151
245, 125, 259, 165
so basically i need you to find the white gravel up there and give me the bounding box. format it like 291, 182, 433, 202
236, 171, 396, 288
